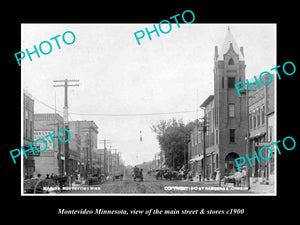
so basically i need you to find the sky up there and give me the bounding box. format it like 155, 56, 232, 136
21, 23, 276, 166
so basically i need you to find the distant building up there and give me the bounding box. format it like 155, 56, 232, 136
96, 149, 106, 175
23, 91, 35, 179
34, 113, 65, 177
69, 120, 98, 178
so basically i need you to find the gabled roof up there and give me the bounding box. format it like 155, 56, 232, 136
200, 95, 214, 108
217, 28, 244, 61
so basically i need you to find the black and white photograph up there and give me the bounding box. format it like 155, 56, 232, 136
4, 4, 298, 221
21, 23, 276, 195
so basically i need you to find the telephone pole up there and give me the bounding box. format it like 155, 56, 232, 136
110, 148, 118, 179
53, 79, 79, 178
47, 121, 64, 176
82, 125, 93, 179
199, 114, 209, 181
99, 139, 111, 177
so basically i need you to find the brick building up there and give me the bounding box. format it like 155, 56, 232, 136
248, 74, 275, 184
188, 28, 248, 179
69, 120, 98, 179
23, 90, 35, 179
34, 113, 65, 177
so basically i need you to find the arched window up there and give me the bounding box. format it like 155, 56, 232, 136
228, 58, 234, 65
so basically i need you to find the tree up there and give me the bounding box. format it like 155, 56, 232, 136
151, 118, 197, 170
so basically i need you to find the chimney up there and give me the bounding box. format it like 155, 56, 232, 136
214, 46, 218, 60
240, 46, 244, 57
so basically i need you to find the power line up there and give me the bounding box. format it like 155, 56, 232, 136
32, 95, 64, 113
31, 95, 198, 117
67, 110, 198, 117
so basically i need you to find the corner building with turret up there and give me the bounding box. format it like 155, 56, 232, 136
212, 28, 248, 177
189, 28, 248, 178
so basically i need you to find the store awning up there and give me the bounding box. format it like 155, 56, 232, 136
189, 154, 204, 162
250, 132, 266, 139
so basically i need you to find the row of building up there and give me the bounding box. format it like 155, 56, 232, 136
23, 92, 123, 180
187, 28, 275, 185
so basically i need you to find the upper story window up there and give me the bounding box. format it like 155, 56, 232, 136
262, 106, 265, 125
222, 77, 224, 88
228, 58, 234, 65
228, 77, 235, 88
229, 129, 235, 143
257, 109, 261, 127
228, 104, 235, 117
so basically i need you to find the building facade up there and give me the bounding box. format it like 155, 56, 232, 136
69, 120, 98, 179
34, 113, 65, 177
248, 74, 275, 184
23, 91, 35, 179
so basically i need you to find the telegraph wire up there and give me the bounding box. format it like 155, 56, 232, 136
31, 95, 198, 117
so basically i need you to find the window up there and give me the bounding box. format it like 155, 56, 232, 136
262, 106, 265, 124
228, 104, 235, 117
228, 58, 234, 65
228, 77, 235, 88
29, 113, 33, 140
222, 77, 224, 88
25, 110, 29, 139
268, 127, 273, 142
249, 115, 252, 130
253, 116, 256, 129
229, 129, 235, 143
257, 109, 260, 127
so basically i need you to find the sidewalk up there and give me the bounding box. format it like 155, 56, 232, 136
248, 180, 275, 194
185, 176, 275, 194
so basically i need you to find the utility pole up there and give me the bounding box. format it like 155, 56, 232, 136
202, 116, 207, 181
199, 114, 208, 182
241, 84, 253, 190
53, 79, 79, 179
172, 143, 175, 170
81, 124, 97, 179
47, 121, 64, 176
99, 139, 111, 177
117, 151, 120, 174
184, 134, 190, 167
112, 148, 118, 178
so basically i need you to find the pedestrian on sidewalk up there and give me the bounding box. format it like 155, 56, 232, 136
215, 168, 221, 181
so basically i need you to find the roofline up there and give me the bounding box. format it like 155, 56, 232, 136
200, 95, 214, 108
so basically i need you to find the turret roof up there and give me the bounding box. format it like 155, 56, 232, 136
217, 28, 244, 61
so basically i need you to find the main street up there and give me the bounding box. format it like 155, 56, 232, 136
57, 173, 257, 195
